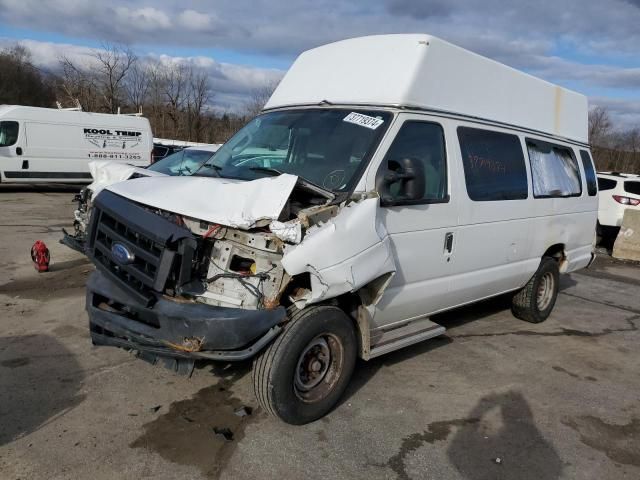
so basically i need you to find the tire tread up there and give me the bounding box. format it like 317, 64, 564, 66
252, 304, 353, 423
511, 256, 559, 324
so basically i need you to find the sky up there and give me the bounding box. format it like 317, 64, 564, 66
0, 0, 639, 127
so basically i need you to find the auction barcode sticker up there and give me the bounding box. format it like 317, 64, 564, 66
343, 112, 384, 130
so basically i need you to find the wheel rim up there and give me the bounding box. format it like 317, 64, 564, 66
536, 272, 555, 310
294, 333, 344, 403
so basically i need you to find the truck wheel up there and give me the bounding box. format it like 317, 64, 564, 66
511, 257, 559, 323
252, 305, 357, 425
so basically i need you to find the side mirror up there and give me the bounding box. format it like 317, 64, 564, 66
376, 157, 426, 206
16, 147, 22, 156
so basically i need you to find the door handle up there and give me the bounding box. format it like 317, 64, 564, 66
16, 147, 22, 156
444, 232, 454, 254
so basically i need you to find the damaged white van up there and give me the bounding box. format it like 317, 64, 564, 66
84, 34, 598, 424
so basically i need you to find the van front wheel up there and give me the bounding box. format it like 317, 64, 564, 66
511, 257, 559, 323
252, 305, 357, 425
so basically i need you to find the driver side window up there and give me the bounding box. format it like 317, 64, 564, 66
0, 121, 19, 147
378, 121, 448, 203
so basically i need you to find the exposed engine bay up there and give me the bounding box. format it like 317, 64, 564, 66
96, 172, 396, 313
167, 179, 342, 310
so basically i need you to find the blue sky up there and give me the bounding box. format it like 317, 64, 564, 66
0, 0, 638, 127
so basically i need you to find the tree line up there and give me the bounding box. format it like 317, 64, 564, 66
0, 43, 274, 143
588, 107, 640, 174
1, 42, 639, 172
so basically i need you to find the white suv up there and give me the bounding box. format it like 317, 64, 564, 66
597, 172, 640, 236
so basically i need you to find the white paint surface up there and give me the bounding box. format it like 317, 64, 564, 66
87, 160, 165, 196
266, 34, 588, 143
106, 173, 299, 229
281, 197, 395, 305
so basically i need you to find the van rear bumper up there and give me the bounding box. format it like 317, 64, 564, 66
86, 271, 285, 364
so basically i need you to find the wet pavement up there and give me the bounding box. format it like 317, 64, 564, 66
1, 185, 639, 480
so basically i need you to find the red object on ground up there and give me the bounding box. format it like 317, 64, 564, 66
31, 240, 50, 272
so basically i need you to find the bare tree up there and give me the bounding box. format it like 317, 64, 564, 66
0, 44, 56, 107
586, 106, 640, 173
124, 61, 149, 112
589, 106, 612, 147
58, 55, 100, 111
51, 43, 283, 144
245, 79, 280, 118
90, 43, 137, 113
163, 63, 190, 136
186, 69, 212, 141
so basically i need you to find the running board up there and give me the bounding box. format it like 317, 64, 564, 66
368, 317, 446, 359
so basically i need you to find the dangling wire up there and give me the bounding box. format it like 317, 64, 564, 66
203, 224, 222, 239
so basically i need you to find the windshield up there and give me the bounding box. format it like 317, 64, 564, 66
195, 109, 392, 191
148, 148, 215, 175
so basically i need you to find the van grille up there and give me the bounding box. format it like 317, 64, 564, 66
87, 190, 194, 306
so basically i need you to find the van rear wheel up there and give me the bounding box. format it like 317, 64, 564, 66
252, 305, 357, 425
511, 257, 559, 323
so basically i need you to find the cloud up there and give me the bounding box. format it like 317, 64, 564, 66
177, 10, 216, 32
1, 0, 639, 58
0, 38, 95, 69
517, 55, 640, 91
590, 97, 640, 130
386, 0, 453, 19
114, 6, 172, 31
0, 38, 284, 112
153, 53, 283, 97
0, 0, 638, 124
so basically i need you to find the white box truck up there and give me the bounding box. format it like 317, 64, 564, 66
0, 106, 153, 183
82, 34, 597, 424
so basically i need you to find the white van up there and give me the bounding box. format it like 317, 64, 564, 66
0, 106, 153, 183
83, 34, 598, 424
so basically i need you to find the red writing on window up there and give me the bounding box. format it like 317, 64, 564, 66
467, 154, 506, 174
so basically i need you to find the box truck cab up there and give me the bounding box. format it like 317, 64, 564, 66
83, 35, 598, 424
0, 106, 153, 183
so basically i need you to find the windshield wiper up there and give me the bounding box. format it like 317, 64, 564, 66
248, 166, 335, 200
252, 166, 335, 200
248, 166, 284, 177
195, 163, 222, 177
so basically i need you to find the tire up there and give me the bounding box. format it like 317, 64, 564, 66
596, 221, 603, 246
511, 257, 560, 323
252, 305, 357, 425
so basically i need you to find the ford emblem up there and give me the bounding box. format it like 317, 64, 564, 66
111, 242, 135, 265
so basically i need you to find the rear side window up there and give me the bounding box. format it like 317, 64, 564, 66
0, 121, 19, 147
597, 177, 617, 191
527, 140, 581, 197
625, 181, 640, 196
579, 150, 597, 196
457, 127, 528, 201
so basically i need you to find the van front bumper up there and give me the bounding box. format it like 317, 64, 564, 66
86, 271, 286, 365
60, 228, 86, 254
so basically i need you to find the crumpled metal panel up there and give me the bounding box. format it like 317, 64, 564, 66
106, 173, 299, 229
281, 196, 396, 306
